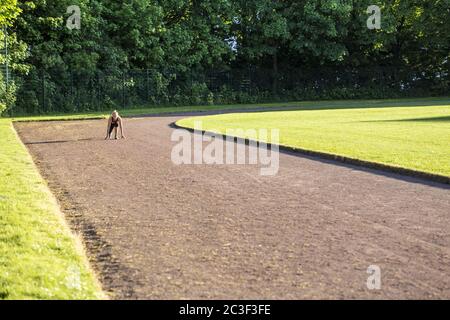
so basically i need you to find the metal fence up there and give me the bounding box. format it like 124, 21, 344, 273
5, 65, 449, 116
0, 26, 10, 114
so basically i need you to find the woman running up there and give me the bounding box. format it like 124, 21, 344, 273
105, 110, 125, 140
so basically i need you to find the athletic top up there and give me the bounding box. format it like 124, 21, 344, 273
111, 117, 119, 125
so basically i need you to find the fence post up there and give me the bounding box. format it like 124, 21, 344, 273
76, 74, 80, 111
97, 73, 101, 111
146, 69, 150, 103
70, 73, 74, 111
122, 71, 126, 108
3, 27, 9, 94
90, 76, 93, 110
3, 26, 12, 116
41, 72, 45, 113
190, 69, 193, 103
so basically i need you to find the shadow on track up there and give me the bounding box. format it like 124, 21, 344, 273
25, 138, 97, 145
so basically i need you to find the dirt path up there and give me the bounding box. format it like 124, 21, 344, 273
15, 116, 450, 299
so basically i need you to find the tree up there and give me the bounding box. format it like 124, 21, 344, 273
0, 0, 23, 115
287, 0, 353, 65
0, 0, 21, 27
3, 0, 448, 114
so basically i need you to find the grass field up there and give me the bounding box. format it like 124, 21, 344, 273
10, 97, 449, 121
177, 99, 450, 177
9, 102, 300, 121
0, 119, 105, 299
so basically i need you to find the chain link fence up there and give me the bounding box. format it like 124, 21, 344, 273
0, 26, 11, 115
3, 65, 449, 116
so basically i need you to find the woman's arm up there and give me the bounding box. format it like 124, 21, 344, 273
119, 117, 125, 139
105, 117, 112, 139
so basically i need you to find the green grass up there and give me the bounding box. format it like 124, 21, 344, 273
10, 103, 294, 121
177, 98, 450, 177
9, 97, 450, 121
0, 119, 105, 299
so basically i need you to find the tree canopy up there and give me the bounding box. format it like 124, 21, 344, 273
1, 0, 449, 114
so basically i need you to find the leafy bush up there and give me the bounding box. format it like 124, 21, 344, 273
0, 75, 17, 116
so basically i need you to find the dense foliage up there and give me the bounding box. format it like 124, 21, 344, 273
1, 0, 449, 115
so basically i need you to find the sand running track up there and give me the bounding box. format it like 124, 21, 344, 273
14, 115, 450, 299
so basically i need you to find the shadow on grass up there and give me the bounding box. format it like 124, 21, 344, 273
129, 101, 450, 119
362, 115, 450, 123
10, 97, 450, 120
172, 122, 450, 189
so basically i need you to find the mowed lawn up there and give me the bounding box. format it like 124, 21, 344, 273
0, 119, 105, 299
177, 100, 450, 177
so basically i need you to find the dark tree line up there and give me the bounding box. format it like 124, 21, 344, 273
1, 0, 449, 115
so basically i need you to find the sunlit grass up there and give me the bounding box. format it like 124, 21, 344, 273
0, 119, 105, 299
177, 99, 450, 177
